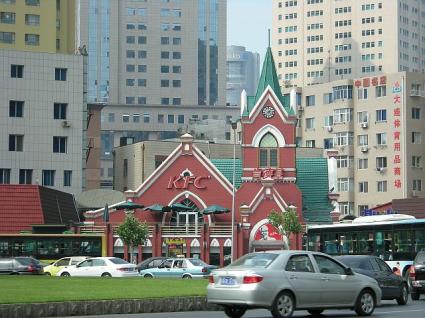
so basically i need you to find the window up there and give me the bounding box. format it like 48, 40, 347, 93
376, 156, 387, 169
178, 115, 184, 124
337, 178, 353, 192
334, 132, 353, 146
0, 31, 15, 43
173, 37, 181, 45
376, 109, 387, 122
161, 65, 169, 73
55, 68, 67, 81
126, 36, 135, 44
333, 108, 352, 123
25, 14, 40, 26
306, 95, 315, 106
258, 134, 278, 168
9, 101, 24, 117
376, 133, 387, 145
19, 169, 32, 184
173, 80, 181, 87
126, 79, 135, 86
173, 66, 181, 73
357, 111, 368, 123
285, 255, 314, 273
161, 37, 169, 45
122, 114, 130, 123
11, 64, 23, 78
358, 88, 368, 100
161, 98, 170, 105
161, 79, 169, 87
359, 182, 368, 193
413, 180, 422, 191
158, 114, 164, 123
133, 114, 140, 123
161, 51, 170, 59
358, 205, 369, 215
376, 85, 386, 97
168, 114, 174, 123
314, 255, 347, 275
324, 116, 333, 127
53, 136, 67, 153
126, 50, 135, 58
336, 156, 353, 168
25, 0, 39, 5
412, 108, 421, 119
138, 36, 147, 44
1, 12, 15, 24
173, 52, 181, 59
138, 79, 147, 87
138, 96, 146, 104
412, 156, 422, 168
0, 169, 11, 184
54, 103, 67, 119
9, 134, 23, 151
138, 50, 147, 58
412, 132, 422, 144
173, 98, 181, 105
358, 158, 368, 169
24, 33, 39, 45
64, 170, 72, 187
42, 170, 55, 186
323, 138, 333, 149
377, 180, 387, 192
143, 113, 150, 123
126, 97, 135, 104
306, 117, 315, 129
138, 65, 147, 72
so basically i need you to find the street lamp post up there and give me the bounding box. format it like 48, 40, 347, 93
231, 121, 238, 262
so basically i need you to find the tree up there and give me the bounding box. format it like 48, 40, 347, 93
116, 214, 149, 264
268, 207, 303, 249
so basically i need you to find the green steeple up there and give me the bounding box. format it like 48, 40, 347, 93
244, 47, 293, 116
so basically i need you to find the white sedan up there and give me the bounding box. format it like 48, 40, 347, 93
57, 257, 138, 277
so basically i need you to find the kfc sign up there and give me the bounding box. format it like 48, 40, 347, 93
167, 175, 211, 189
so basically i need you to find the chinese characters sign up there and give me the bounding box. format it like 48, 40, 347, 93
252, 168, 283, 180
354, 75, 386, 88
392, 81, 402, 189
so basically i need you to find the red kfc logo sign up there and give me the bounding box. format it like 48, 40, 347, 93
167, 175, 211, 189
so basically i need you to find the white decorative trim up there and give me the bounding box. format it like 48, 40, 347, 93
285, 144, 297, 147
210, 238, 220, 247
144, 239, 152, 247
284, 168, 296, 172
248, 86, 291, 122
224, 238, 232, 247
243, 168, 255, 171
114, 238, 123, 247
191, 239, 200, 247
252, 124, 286, 147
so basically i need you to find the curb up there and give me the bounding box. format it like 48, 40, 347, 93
0, 297, 221, 318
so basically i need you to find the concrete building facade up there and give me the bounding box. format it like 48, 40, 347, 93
0, 49, 86, 194
226, 45, 260, 106
0, 0, 76, 54
99, 104, 240, 188
272, 0, 425, 87
292, 72, 425, 216
80, 0, 227, 105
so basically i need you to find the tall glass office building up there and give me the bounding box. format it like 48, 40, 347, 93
81, 0, 226, 106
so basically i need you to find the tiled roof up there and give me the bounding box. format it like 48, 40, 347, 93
244, 47, 294, 116
296, 158, 333, 223
211, 159, 242, 189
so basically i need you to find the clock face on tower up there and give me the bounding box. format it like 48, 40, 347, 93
262, 106, 275, 119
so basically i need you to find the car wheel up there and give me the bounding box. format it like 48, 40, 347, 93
60, 272, 70, 277
411, 290, 420, 300
271, 291, 295, 318
396, 283, 409, 305
101, 273, 112, 277
355, 289, 375, 316
307, 309, 324, 316
182, 275, 192, 279
223, 306, 246, 318
143, 274, 153, 278
45, 272, 51, 276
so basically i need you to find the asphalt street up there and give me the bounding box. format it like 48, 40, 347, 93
62, 299, 425, 318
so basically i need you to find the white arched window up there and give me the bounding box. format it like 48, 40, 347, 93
259, 133, 278, 167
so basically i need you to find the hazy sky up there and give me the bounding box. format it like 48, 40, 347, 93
227, 0, 272, 60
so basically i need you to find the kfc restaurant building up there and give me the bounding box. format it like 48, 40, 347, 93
85, 48, 332, 266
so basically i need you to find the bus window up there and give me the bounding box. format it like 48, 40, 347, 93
307, 234, 321, 252
393, 230, 412, 260
414, 229, 425, 252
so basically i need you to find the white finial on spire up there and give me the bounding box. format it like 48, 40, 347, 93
240, 89, 247, 115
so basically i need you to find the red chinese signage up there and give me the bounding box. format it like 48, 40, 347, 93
392, 81, 402, 189
252, 168, 283, 180
355, 76, 386, 87
167, 175, 211, 189
254, 223, 282, 241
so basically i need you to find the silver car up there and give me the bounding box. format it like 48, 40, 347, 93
207, 250, 382, 318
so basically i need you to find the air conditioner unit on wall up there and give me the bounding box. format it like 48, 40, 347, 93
411, 190, 418, 197
376, 167, 386, 173
360, 122, 368, 128
326, 126, 333, 132
361, 146, 368, 153
62, 120, 71, 128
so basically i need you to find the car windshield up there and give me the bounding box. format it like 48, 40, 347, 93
228, 253, 278, 268
109, 258, 129, 265
15, 257, 38, 265
188, 259, 207, 266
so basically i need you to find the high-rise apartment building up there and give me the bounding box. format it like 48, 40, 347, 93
292, 72, 425, 216
80, 0, 226, 105
226, 45, 260, 106
272, 0, 425, 87
0, 0, 76, 54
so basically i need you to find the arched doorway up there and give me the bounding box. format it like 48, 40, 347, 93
169, 198, 203, 229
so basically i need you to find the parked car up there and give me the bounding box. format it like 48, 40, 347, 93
0, 257, 44, 275
335, 255, 409, 305
43, 256, 90, 276
136, 257, 167, 273
207, 250, 381, 318
57, 257, 138, 277
139, 257, 217, 279
409, 250, 425, 300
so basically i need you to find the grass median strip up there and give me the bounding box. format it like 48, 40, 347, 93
0, 276, 208, 304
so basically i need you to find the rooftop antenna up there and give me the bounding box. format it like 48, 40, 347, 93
268, 29, 271, 47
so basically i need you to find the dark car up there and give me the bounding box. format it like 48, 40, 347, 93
0, 257, 44, 275
335, 255, 409, 305
136, 257, 167, 272
409, 250, 425, 300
